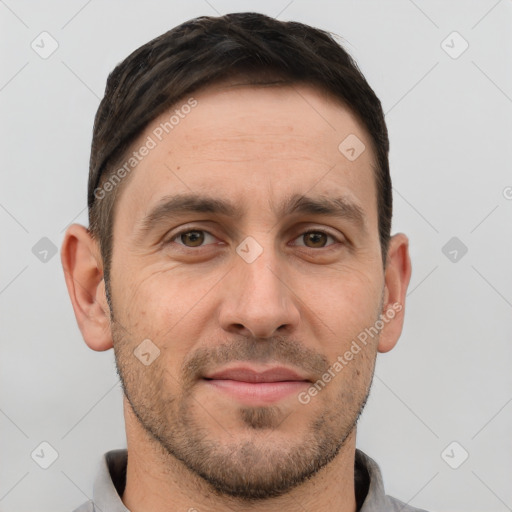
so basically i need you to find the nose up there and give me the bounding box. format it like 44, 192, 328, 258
218, 246, 300, 339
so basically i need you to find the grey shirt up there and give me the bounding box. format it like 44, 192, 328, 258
73, 448, 429, 512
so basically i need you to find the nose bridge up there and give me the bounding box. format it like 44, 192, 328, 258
239, 243, 283, 301
220, 237, 299, 337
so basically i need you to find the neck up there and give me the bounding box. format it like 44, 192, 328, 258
122, 398, 358, 512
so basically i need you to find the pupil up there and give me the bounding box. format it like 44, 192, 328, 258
183, 231, 204, 246
306, 232, 326, 247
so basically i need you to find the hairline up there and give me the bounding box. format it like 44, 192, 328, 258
91, 77, 387, 291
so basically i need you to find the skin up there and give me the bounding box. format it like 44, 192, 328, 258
62, 82, 411, 512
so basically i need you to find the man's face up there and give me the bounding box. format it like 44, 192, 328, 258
109, 83, 386, 499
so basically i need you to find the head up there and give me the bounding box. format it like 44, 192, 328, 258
62, 12, 411, 502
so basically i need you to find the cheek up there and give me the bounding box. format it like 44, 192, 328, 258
113, 268, 220, 356
305, 276, 382, 370
307, 266, 382, 326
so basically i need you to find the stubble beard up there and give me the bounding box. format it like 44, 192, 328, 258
112, 328, 376, 501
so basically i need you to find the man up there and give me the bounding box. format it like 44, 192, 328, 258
61, 11, 422, 512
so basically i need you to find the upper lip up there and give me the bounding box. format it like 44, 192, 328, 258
203, 366, 311, 383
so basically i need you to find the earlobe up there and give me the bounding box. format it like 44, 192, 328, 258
377, 233, 412, 353
61, 224, 113, 351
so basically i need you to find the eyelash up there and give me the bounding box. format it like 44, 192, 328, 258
166, 228, 342, 249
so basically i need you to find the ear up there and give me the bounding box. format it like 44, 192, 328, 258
377, 233, 412, 353
61, 224, 113, 351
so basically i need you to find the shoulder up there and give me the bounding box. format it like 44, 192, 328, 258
70, 449, 128, 512
385, 495, 430, 512
355, 449, 431, 512
71, 499, 95, 512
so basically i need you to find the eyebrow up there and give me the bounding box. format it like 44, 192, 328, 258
135, 192, 367, 239
277, 193, 366, 232
136, 195, 241, 239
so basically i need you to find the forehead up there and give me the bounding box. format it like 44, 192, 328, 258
113, 82, 378, 230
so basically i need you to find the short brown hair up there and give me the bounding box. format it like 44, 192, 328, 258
88, 12, 392, 291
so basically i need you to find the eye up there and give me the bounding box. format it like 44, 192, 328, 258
170, 229, 217, 247
292, 230, 338, 249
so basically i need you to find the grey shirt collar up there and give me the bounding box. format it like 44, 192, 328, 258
77, 448, 427, 512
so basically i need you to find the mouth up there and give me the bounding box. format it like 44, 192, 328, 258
201, 366, 312, 404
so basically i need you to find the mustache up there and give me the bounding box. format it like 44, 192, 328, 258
179, 335, 330, 385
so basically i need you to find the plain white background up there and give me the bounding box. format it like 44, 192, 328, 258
1, 1, 511, 511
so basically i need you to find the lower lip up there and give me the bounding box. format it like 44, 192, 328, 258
202, 379, 310, 404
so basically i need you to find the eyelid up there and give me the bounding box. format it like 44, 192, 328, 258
163, 225, 346, 249
167, 227, 218, 246
289, 228, 342, 247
